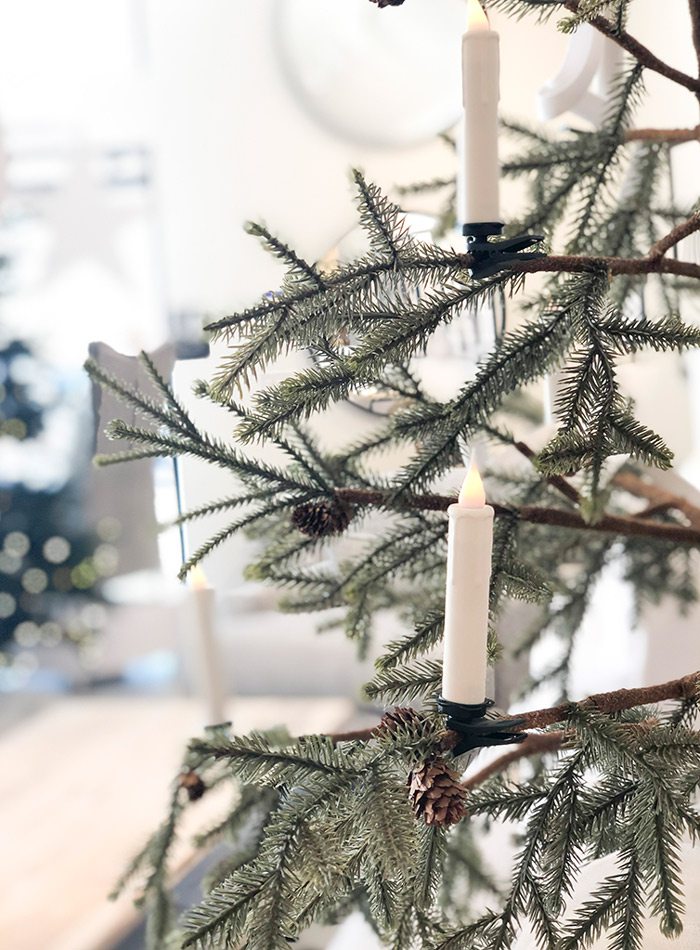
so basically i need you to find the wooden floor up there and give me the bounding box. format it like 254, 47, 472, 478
0, 694, 353, 950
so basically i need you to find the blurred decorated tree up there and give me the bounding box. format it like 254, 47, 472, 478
0, 338, 112, 670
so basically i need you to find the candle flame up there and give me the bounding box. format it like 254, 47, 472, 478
189, 565, 211, 591
458, 461, 486, 508
467, 0, 490, 31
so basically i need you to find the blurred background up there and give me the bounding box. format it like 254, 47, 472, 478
0, 1, 698, 947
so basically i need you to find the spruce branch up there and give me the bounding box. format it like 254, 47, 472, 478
244, 221, 326, 290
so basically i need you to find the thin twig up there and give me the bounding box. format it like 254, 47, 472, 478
649, 211, 700, 258
563, 1, 700, 98
461, 718, 661, 791
511, 439, 581, 505
690, 0, 700, 77
328, 725, 382, 743
625, 125, 700, 144
613, 469, 700, 529
461, 731, 566, 790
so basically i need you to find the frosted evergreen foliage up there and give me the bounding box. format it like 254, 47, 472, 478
87, 1, 700, 946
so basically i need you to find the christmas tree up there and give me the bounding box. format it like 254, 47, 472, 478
88, 1, 700, 947
0, 340, 108, 670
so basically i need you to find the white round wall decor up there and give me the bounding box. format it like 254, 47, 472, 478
273, 0, 465, 147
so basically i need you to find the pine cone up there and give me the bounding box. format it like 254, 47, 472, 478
370, 0, 406, 6
379, 706, 426, 734
291, 499, 352, 538
408, 758, 466, 827
179, 770, 207, 802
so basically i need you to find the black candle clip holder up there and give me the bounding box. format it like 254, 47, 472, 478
438, 696, 527, 756
463, 222, 545, 279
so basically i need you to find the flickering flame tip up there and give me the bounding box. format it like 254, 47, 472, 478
190, 565, 210, 591
459, 461, 486, 508
467, 0, 490, 31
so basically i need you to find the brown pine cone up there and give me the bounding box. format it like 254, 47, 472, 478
378, 706, 426, 734
291, 499, 352, 538
179, 770, 207, 802
408, 758, 466, 827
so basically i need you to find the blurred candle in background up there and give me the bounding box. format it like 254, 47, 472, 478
189, 565, 226, 724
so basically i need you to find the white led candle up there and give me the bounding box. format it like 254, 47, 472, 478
459, 0, 501, 226
442, 462, 495, 705
190, 566, 227, 724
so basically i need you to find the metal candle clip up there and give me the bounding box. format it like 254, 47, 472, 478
464, 222, 545, 279
438, 696, 526, 756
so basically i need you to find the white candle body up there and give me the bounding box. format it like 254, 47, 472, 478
442, 503, 494, 704
460, 29, 500, 225
192, 586, 227, 725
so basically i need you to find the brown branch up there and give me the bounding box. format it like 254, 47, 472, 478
335, 487, 700, 547
563, 1, 700, 97
510, 438, 581, 505
452, 251, 700, 282
501, 253, 700, 281
461, 731, 566, 790
613, 469, 700, 530
506, 502, 700, 545
625, 125, 700, 144
519, 671, 700, 730
328, 672, 700, 749
461, 718, 661, 791
691, 0, 700, 77
327, 725, 383, 743
649, 211, 700, 259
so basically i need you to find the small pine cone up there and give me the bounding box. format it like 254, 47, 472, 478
291, 499, 352, 538
408, 758, 466, 827
179, 770, 207, 802
379, 706, 425, 735
370, 0, 406, 6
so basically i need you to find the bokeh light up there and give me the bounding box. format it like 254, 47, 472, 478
43, 536, 71, 564
0, 552, 21, 574
97, 516, 122, 542
94, 543, 119, 576
14, 621, 41, 648
21, 568, 49, 594
4, 531, 30, 557
40, 622, 63, 647
0, 592, 17, 618
70, 560, 98, 589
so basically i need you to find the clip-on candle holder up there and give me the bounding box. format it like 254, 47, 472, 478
438, 696, 526, 756
464, 222, 545, 279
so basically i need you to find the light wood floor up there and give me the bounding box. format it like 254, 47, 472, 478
0, 694, 353, 950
